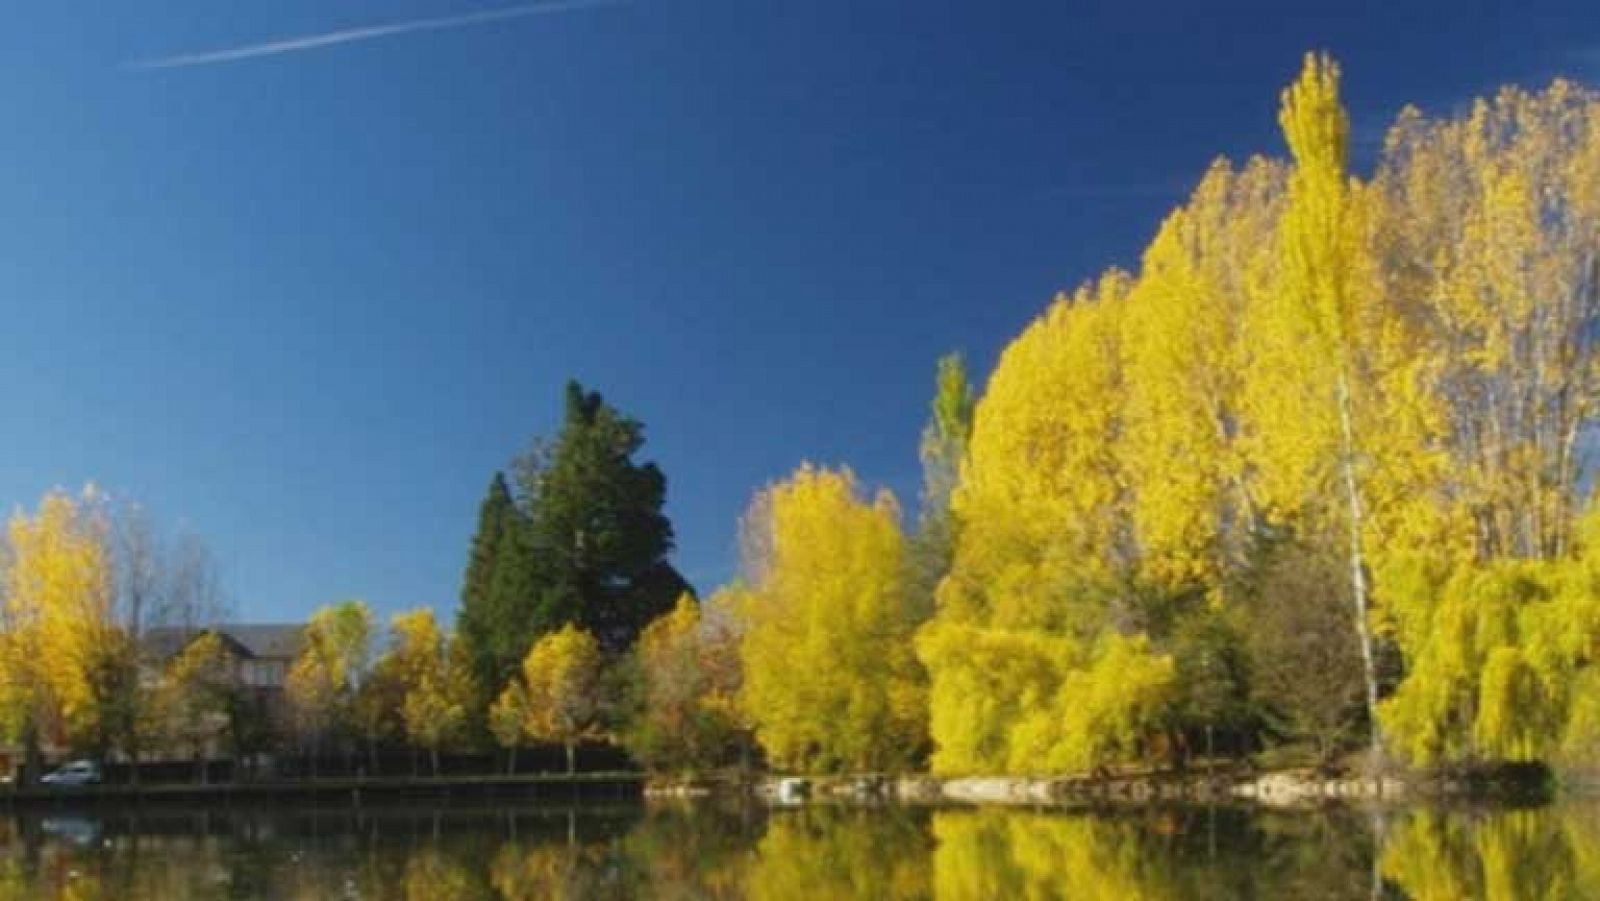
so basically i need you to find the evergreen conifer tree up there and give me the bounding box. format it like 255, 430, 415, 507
520, 381, 687, 653
456, 473, 520, 690
459, 382, 688, 682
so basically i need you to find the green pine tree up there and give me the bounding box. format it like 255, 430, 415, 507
456, 472, 518, 691
462, 381, 689, 679
519, 381, 689, 653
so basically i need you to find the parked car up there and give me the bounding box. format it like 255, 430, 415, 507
40, 760, 101, 786
40, 817, 101, 845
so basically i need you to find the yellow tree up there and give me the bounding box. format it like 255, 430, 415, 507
351, 660, 403, 776
155, 631, 236, 783
285, 599, 373, 777
489, 677, 530, 774
1261, 53, 1388, 757
402, 670, 468, 777
518, 623, 604, 774
1376, 81, 1600, 562
937, 274, 1131, 633
737, 465, 926, 772
0, 487, 120, 779
387, 608, 472, 776
1121, 157, 1285, 591
1369, 82, 1600, 764
624, 592, 744, 774
917, 273, 1176, 774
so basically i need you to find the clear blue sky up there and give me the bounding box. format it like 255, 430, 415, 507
0, 1, 1593, 623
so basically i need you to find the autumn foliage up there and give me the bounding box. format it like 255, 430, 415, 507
6, 53, 1600, 782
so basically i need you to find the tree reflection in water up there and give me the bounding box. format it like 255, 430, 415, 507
2, 800, 1599, 898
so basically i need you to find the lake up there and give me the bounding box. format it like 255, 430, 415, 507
0, 798, 1594, 898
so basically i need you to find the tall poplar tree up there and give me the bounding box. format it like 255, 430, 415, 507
1274, 53, 1383, 759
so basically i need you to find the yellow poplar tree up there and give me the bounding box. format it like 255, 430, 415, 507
1121, 157, 1285, 590
1253, 53, 1394, 757
737, 465, 926, 772
938, 274, 1131, 632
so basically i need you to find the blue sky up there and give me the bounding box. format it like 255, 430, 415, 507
0, 1, 1593, 623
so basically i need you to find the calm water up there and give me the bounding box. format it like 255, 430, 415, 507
0, 798, 1595, 899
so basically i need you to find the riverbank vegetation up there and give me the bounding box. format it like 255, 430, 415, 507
4, 53, 1599, 788
697, 52, 1600, 782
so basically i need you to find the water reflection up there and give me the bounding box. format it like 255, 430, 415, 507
1, 799, 1598, 898
1380, 806, 1600, 900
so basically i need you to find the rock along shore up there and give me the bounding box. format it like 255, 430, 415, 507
709, 765, 1551, 808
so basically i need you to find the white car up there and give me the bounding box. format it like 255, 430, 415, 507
40, 760, 101, 786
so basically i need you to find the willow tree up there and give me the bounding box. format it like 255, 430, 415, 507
738, 465, 926, 772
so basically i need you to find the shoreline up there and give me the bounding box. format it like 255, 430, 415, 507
649, 764, 1555, 809
0, 765, 1553, 810
1, 771, 645, 807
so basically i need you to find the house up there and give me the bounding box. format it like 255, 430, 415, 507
0, 625, 308, 779
142, 623, 305, 693
140, 623, 307, 767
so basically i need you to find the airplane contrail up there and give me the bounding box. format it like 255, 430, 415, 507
127, 0, 624, 70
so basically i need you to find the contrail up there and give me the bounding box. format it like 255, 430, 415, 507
127, 0, 624, 70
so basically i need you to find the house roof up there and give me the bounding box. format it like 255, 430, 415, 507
142, 623, 305, 661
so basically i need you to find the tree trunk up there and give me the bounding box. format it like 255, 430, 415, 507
506, 746, 518, 777
1368, 807, 1388, 901
1337, 372, 1384, 765
367, 737, 378, 779
430, 745, 440, 778
22, 723, 41, 786
565, 742, 576, 775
